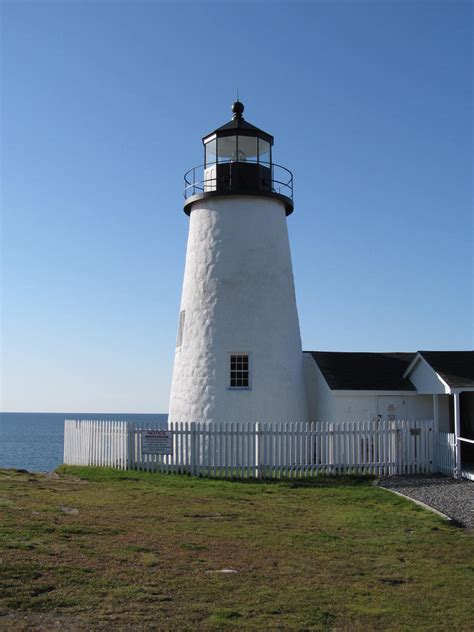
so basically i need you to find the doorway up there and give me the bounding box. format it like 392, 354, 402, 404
459, 392, 474, 478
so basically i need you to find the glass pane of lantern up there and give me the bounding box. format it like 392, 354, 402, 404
258, 139, 271, 165
237, 136, 257, 162
217, 136, 237, 162
205, 138, 217, 166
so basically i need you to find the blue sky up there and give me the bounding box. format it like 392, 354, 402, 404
1, 0, 472, 412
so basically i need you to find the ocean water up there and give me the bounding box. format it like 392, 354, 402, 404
0, 412, 168, 473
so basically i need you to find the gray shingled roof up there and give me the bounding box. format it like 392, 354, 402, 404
419, 351, 474, 388
307, 351, 416, 391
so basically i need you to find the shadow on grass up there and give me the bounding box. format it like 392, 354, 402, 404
56, 465, 375, 488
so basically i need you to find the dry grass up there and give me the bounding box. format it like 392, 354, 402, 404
0, 466, 473, 631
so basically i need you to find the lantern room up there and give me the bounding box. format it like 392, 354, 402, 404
203, 101, 273, 166
183, 101, 294, 215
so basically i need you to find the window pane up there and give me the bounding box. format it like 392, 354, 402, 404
237, 136, 258, 162
205, 139, 217, 166
258, 139, 271, 165
217, 136, 237, 162
229, 353, 249, 388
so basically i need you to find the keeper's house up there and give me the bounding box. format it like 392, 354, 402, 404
304, 350, 474, 475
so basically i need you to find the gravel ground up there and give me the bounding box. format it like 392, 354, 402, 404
379, 475, 474, 528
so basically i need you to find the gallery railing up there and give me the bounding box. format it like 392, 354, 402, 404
184, 161, 293, 202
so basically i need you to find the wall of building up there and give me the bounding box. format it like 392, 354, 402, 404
461, 392, 474, 438
168, 195, 308, 424
408, 357, 449, 394
303, 353, 335, 421
302, 354, 434, 422
332, 393, 433, 422
436, 394, 452, 432
333, 395, 377, 421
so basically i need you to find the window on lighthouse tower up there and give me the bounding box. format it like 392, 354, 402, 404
230, 354, 249, 388
176, 310, 185, 348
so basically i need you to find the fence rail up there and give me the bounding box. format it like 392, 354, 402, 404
64, 419, 436, 478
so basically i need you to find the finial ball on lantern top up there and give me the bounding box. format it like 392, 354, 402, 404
232, 100, 244, 118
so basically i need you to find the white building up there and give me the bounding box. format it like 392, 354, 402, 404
168, 102, 473, 477
303, 351, 433, 423
304, 350, 474, 477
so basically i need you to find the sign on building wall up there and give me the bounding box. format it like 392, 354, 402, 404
141, 429, 173, 455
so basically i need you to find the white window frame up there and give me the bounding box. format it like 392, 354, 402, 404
228, 352, 251, 390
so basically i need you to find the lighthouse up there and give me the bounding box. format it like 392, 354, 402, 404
168, 102, 308, 424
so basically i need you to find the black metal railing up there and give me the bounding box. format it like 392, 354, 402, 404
184, 161, 293, 202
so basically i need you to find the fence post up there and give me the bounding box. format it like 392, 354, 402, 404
127, 422, 135, 470
428, 421, 434, 474
63, 420, 69, 465
123, 422, 128, 470
255, 422, 262, 479
190, 423, 196, 477
392, 421, 397, 475
329, 423, 334, 474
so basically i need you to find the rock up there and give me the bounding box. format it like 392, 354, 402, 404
59, 506, 79, 515
205, 569, 238, 574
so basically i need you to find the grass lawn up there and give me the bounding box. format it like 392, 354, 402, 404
0, 467, 473, 631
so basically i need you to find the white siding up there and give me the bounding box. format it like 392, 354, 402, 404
437, 394, 452, 432
303, 354, 434, 423
334, 395, 377, 422
333, 393, 432, 422
303, 353, 335, 420
408, 357, 450, 394
405, 394, 433, 419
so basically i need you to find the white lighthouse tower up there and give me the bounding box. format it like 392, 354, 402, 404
168, 101, 307, 424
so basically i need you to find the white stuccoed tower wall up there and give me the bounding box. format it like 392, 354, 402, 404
168, 102, 308, 424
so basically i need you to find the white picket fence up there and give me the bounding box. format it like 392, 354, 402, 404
435, 432, 456, 476
64, 419, 437, 478
63, 420, 129, 469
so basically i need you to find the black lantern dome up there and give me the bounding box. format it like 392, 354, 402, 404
184, 102, 293, 215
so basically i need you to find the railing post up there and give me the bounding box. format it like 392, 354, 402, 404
454, 392, 462, 479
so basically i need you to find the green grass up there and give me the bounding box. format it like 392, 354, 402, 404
0, 466, 473, 630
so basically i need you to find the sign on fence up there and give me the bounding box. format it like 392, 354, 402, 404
141, 429, 173, 455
